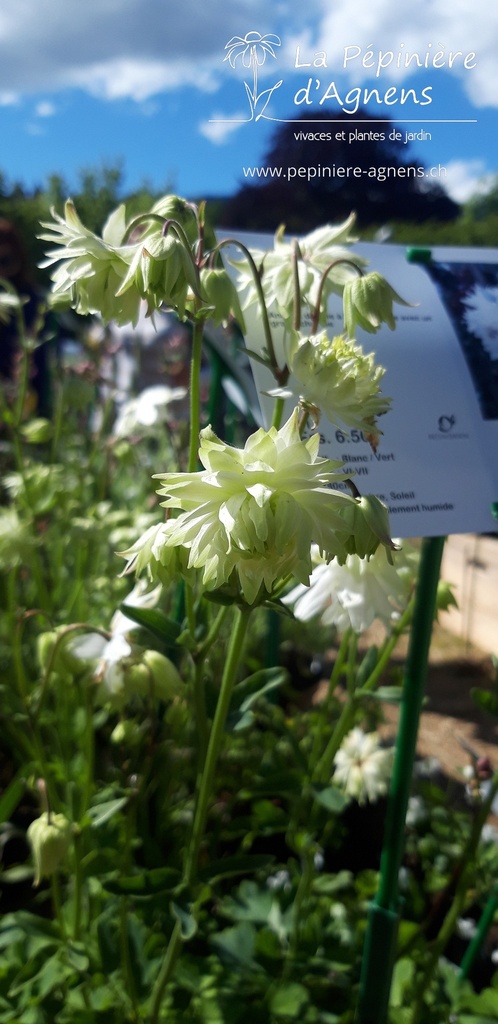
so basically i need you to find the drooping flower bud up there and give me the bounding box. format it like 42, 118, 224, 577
27, 812, 71, 886
196, 267, 245, 329
343, 272, 411, 336
126, 650, 182, 702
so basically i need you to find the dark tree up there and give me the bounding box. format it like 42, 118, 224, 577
220, 109, 459, 233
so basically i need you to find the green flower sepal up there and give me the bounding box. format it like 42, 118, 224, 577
343, 271, 412, 336
339, 494, 397, 563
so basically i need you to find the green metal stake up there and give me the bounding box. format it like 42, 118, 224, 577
356, 535, 446, 1024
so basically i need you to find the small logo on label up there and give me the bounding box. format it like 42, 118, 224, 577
438, 414, 456, 433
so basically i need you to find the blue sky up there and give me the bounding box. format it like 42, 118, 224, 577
0, 0, 497, 207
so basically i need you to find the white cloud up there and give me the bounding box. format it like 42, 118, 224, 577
35, 101, 56, 117
0, 0, 284, 101
198, 112, 248, 144
313, 0, 498, 107
0, 0, 495, 116
443, 159, 496, 203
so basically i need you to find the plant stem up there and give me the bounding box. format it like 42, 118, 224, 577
184, 605, 250, 884
187, 314, 205, 473
215, 239, 280, 380
149, 605, 251, 1024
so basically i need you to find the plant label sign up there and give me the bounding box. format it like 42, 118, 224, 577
222, 235, 498, 538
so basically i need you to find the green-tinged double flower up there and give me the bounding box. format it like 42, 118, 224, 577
288, 330, 391, 444
124, 411, 394, 605
39, 200, 142, 325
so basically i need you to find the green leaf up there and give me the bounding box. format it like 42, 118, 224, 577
471, 687, 498, 717
357, 686, 404, 703
97, 915, 120, 975
0, 773, 25, 823
269, 982, 309, 1018
102, 867, 181, 897
312, 786, 350, 814
64, 942, 90, 973
87, 796, 128, 828
231, 667, 289, 712
390, 958, 415, 1008
210, 921, 259, 968
119, 604, 181, 647
0, 866, 34, 884
312, 870, 353, 895
171, 901, 197, 941
355, 644, 380, 687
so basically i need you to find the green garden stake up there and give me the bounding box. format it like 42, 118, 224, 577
356, 535, 446, 1024
459, 884, 498, 982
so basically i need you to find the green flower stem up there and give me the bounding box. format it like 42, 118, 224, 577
50, 375, 66, 463
292, 239, 302, 332
283, 839, 314, 978
51, 871, 67, 940
308, 629, 352, 777
357, 600, 414, 694
149, 605, 251, 1024
192, 604, 232, 767
313, 686, 358, 788
72, 831, 84, 942
187, 314, 206, 473
193, 657, 209, 770
184, 581, 197, 638
215, 239, 281, 381
185, 604, 251, 883
271, 396, 286, 430
120, 798, 140, 1021
311, 258, 363, 335
458, 883, 498, 981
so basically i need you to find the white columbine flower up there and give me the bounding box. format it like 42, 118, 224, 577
284, 541, 415, 634
67, 580, 177, 702
287, 330, 390, 443
333, 728, 393, 805
231, 215, 365, 327
39, 200, 143, 325
146, 409, 392, 605
112, 384, 188, 438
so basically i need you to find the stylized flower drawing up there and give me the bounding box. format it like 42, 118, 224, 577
224, 31, 282, 122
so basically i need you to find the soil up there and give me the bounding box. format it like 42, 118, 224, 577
309, 622, 498, 787
369, 622, 497, 785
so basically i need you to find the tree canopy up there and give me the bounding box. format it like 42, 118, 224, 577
219, 109, 460, 233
